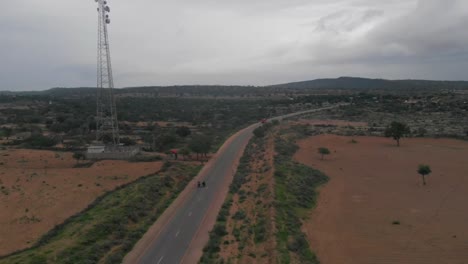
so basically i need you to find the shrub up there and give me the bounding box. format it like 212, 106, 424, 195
253, 126, 266, 138
28, 255, 47, 264
129, 155, 163, 163
318, 147, 331, 160
175, 126, 191, 137
120, 137, 136, 146
213, 224, 228, 237
24, 135, 57, 148
232, 210, 247, 220
254, 218, 267, 243
257, 183, 268, 194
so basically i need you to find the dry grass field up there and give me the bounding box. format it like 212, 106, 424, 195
294, 135, 468, 264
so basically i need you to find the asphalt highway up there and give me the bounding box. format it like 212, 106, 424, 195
135, 106, 340, 264
137, 126, 255, 264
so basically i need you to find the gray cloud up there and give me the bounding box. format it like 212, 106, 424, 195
0, 0, 466, 91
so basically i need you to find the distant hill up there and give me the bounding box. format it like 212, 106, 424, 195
4, 77, 468, 98
270, 77, 468, 90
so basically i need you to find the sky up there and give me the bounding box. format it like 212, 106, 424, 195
1, 0, 468, 91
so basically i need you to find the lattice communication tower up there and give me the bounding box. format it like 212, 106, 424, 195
94, 0, 119, 145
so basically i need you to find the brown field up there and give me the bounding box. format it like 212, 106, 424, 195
0, 149, 162, 256
294, 135, 468, 264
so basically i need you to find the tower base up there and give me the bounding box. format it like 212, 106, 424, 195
86, 144, 140, 160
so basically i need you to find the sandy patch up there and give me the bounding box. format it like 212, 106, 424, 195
294, 135, 468, 264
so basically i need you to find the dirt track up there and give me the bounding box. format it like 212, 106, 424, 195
295, 135, 468, 264
0, 149, 162, 256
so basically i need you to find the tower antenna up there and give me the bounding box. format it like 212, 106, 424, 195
95, 0, 119, 145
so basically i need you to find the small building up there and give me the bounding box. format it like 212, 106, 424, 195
86, 144, 140, 160
87, 145, 105, 154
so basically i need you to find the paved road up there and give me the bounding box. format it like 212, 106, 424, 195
137, 126, 255, 264
134, 106, 340, 264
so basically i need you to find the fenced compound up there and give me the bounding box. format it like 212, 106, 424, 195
86, 145, 140, 160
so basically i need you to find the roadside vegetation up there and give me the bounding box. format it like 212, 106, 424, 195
200, 123, 329, 264
200, 122, 278, 263
0, 162, 201, 264
274, 126, 329, 263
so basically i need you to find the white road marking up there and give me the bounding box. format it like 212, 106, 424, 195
188, 211, 192, 216
157, 256, 164, 264
175, 230, 180, 237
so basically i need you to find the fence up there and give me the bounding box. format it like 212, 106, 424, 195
86, 145, 140, 160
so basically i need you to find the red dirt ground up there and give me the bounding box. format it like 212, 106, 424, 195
294, 135, 468, 264
0, 149, 162, 256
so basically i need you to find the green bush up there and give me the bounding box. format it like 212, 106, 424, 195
254, 217, 267, 244
232, 210, 247, 220
28, 255, 47, 264
213, 224, 228, 237
24, 135, 57, 148
253, 126, 266, 138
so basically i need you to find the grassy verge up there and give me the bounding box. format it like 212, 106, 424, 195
200, 132, 265, 264
273, 125, 329, 263
200, 123, 329, 264
0, 163, 201, 264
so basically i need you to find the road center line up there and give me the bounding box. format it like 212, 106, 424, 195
157, 256, 164, 264
175, 230, 180, 237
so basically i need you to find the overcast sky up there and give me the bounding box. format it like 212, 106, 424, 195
1, 0, 468, 91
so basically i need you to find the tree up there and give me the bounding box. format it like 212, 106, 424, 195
175, 126, 191, 137
25, 135, 57, 148
120, 137, 136, 146
318, 147, 330, 160
189, 135, 212, 160
179, 148, 191, 160
73, 152, 85, 164
101, 134, 114, 144
385, 121, 410, 146
417, 164, 432, 186
0, 127, 12, 139
253, 126, 266, 138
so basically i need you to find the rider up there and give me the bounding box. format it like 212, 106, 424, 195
197, 181, 201, 188
202, 181, 206, 187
